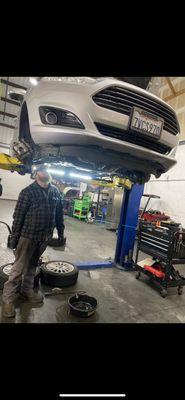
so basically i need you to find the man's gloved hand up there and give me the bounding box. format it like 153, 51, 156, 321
7, 234, 19, 250
58, 234, 66, 246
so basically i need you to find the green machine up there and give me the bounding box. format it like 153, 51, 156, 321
73, 195, 91, 220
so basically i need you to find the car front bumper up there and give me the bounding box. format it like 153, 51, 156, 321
28, 86, 179, 176
31, 123, 177, 174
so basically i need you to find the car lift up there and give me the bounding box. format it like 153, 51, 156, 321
0, 152, 144, 271
0, 153, 28, 174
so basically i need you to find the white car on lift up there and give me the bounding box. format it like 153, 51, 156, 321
10, 77, 180, 182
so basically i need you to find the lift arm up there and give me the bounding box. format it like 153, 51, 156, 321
91, 177, 133, 190
0, 153, 27, 174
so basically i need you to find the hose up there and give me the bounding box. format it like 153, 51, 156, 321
0, 221, 12, 234
0, 262, 14, 269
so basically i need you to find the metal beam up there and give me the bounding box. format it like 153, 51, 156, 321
166, 78, 176, 97
2, 77, 9, 121
0, 122, 15, 129
0, 79, 27, 91
164, 87, 185, 102
0, 110, 17, 119
0, 143, 10, 149
1, 96, 21, 106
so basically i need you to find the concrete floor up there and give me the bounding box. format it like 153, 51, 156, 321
1, 199, 185, 323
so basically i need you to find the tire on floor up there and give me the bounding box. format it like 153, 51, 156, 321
0, 263, 41, 290
40, 261, 79, 287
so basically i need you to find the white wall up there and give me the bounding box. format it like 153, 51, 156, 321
144, 144, 185, 226
0, 169, 33, 200
0, 146, 9, 154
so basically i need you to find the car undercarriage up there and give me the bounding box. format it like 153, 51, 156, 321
11, 136, 164, 183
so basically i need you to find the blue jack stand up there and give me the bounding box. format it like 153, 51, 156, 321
115, 184, 144, 270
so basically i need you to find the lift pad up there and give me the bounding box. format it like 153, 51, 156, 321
0, 153, 27, 174
91, 177, 133, 189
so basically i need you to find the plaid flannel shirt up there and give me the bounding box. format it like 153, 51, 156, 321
11, 182, 65, 241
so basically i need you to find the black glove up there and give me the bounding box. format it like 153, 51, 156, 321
7, 234, 19, 250
58, 233, 66, 246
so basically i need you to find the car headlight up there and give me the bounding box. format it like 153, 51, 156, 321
39, 106, 85, 129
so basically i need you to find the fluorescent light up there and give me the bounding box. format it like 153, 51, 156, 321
29, 77, 38, 86
47, 169, 65, 176
59, 395, 126, 398
101, 176, 112, 181
69, 172, 92, 180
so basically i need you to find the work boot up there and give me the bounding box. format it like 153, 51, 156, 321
2, 302, 16, 318
20, 290, 44, 303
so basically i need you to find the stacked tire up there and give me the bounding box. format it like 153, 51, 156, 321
0, 261, 79, 290
40, 261, 78, 287
0, 263, 41, 289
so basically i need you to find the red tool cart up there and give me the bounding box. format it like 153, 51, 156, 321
139, 194, 170, 222
135, 221, 185, 298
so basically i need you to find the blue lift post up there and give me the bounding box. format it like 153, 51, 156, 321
76, 183, 144, 271
115, 184, 144, 270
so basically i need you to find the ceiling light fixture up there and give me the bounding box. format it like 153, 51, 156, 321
47, 169, 65, 176
69, 172, 92, 180
29, 77, 38, 86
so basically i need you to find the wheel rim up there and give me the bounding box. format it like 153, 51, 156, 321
3, 264, 13, 275
45, 261, 74, 274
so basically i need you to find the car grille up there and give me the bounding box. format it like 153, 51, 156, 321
95, 123, 171, 155
92, 86, 179, 136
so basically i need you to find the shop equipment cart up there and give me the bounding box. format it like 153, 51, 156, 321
135, 221, 185, 297
73, 195, 91, 221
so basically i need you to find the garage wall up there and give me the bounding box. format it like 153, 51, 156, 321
0, 169, 33, 200
144, 144, 185, 226
144, 78, 185, 226
161, 80, 185, 142
0, 145, 9, 154
149, 77, 185, 141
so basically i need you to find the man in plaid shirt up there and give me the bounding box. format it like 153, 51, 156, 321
2, 165, 65, 318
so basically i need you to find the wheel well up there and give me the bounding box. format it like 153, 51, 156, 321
19, 101, 33, 145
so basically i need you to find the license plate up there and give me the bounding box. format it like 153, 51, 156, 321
130, 107, 164, 139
